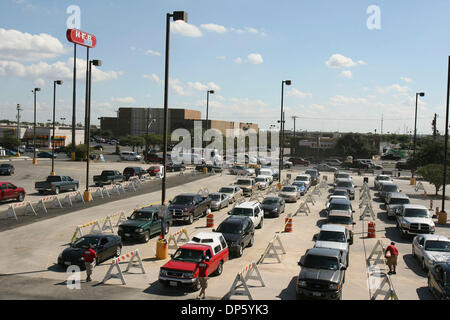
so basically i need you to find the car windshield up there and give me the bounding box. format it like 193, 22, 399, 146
0, 164, 9, 168
328, 216, 352, 225
172, 196, 194, 205
232, 207, 254, 217
306, 171, 316, 176
237, 179, 251, 185
389, 198, 410, 205
424, 241, 450, 252
296, 176, 308, 181
219, 187, 234, 194
337, 181, 352, 188
255, 178, 266, 182
217, 222, 242, 234
72, 236, 101, 249
383, 185, 398, 192
293, 182, 306, 187
318, 230, 346, 242
102, 171, 115, 175
329, 203, 350, 211
172, 248, 204, 263
210, 194, 221, 201
378, 176, 391, 181
304, 255, 339, 270
130, 210, 154, 220
282, 187, 296, 192
333, 191, 348, 196
404, 208, 429, 218
337, 174, 350, 179
263, 198, 280, 205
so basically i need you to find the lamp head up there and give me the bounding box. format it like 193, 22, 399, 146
173, 11, 188, 22
209, 90, 215, 94
419, 92, 425, 97
55, 80, 63, 85
285, 80, 292, 86
34, 88, 41, 92
92, 60, 102, 67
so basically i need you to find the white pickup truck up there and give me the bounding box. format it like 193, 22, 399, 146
395, 204, 435, 238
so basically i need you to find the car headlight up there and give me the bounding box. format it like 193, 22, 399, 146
80, 257, 84, 261
297, 280, 307, 287
329, 283, 339, 290
428, 259, 435, 266
160, 269, 168, 276
401, 220, 409, 228
183, 272, 194, 278
430, 225, 435, 231
137, 228, 143, 232
272, 208, 279, 212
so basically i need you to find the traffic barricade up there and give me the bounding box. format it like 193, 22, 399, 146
305, 194, 315, 206
294, 201, 310, 216
224, 262, 265, 300
70, 191, 85, 204
167, 229, 190, 250
60, 194, 73, 207
360, 203, 375, 221
257, 233, 286, 264
102, 249, 146, 285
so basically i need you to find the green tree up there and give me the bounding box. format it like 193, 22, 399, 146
333, 133, 378, 159
417, 164, 450, 196
1, 136, 20, 150
408, 138, 449, 169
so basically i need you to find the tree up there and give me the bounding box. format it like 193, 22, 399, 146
408, 138, 449, 169
417, 164, 450, 196
1, 136, 20, 150
333, 133, 378, 159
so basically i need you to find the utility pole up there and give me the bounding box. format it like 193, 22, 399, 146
432, 113, 438, 139
381, 113, 384, 135
292, 116, 299, 156
16, 104, 22, 156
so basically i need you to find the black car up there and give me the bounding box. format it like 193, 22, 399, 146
261, 196, 285, 218
166, 162, 186, 172
428, 262, 450, 300
213, 216, 254, 257
123, 166, 147, 180
58, 234, 122, 268
195, 164, 223, 173
0, 164, 14, 175
381, 154, 401, 161
396, 161, 411, 170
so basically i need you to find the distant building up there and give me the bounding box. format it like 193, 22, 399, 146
22, 127, 85, 147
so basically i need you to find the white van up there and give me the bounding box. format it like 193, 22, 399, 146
120, 151, 142, 161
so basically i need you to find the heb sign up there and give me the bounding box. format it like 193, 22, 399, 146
66, 29, 96, 48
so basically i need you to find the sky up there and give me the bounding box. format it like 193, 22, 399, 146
1, 0, 450, 135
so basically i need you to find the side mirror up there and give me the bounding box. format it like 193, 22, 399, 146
127, 217, 131, 220
298, 256, 305, 266
313, 234, 318, 241
169, 200, 172, 204
212, 229, 216, 232
352, 210, 355, 213
352, 222, 356, 225
340, 265, 347, 270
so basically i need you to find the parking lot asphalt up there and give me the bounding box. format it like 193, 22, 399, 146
0, 167, 449, 300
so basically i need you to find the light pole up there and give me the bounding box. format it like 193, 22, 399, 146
292, 115, 299, 156
51, 80, 63, 176
411, 92, 425, 185
32, 88, 41, 165
162, 11, 188, 210
279, 80, 291, 183
83, 59, 102, 202
16, 104, 22, 156
441, 56, 450, 217
206, 90, 214, 130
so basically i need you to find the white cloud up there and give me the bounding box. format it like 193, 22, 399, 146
377, 83, 410, 94
0, 58, 122, 83
216, 56, 226, 60
110, 96, 136, 104
171, 21, 202, 38
129, 46, 136, 51
329, 95, 369, 105
400, 77, 413, 83
143, 73, 161, 83
169, 78, 187, 96
146, 49, 161, 56
247, 53, 263, 64
358, 60, 367, 65
234, 57, 243, 64
288, 88, 312, 99
340, 70, 353, 79
326, 54, 358, 69
245, 27, 259, 34
200, 23, 227, 34
187, 81, 221, 92
0, 28, 66, 61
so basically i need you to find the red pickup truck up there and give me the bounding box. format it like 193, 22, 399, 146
159, 232, 229, 291
0, 182, 26, 202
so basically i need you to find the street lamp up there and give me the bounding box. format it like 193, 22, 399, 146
83, 59, 101, 202
411, 92, 425, 185
16, 104, 22, 156
51, 80, 63, 176
279, 80, 291, 183
32, 88, 41, 165
206, 90, 214, 130
441, 56, 450, 217
162, 11, 188, 210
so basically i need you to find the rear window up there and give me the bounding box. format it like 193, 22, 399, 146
337, 181, 352, 188
389, 198, 410, 205
46, 176, 62, 182
383, 185, 398, 193
124, 168, 135, 173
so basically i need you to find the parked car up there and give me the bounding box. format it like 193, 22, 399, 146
37, 151, 57, 158
209, 192, 230, 211
314, 164, 338, 172
168, 193, 211, 224
166, 162, 185, 172
294, 174, 312, 189
0, 182, 26, 202
326, 198, 354, 219
145, 152, 163, 163
330, 188, 350, 199
326, 159, 342, 167
381, 153, 401, 161
159, 232, 229, 290
228, 201, 264, 229
0, 163, 14, 175
261, 196, 285, 218
305, 169, 320, 186
326, 195, 350, 211
58, 234, 122, 268
120, 151, 142, 161
427, 262, 450, 300
289, 157, 310, 166
123, 166, 147, 180
278, 185, 300, 203
385, 192, 410, 219
412, 234, 450, 271
235, 178, 256, 197
296, 247, 347, 300
118, 205, 171, 243
292, 181, 307, 195
93, 170, 124, 187
326, 211, 355, 243
255, 176, 271, 190
214, 216, 254, 257
334, 179, 355, 200
258, 168, 274, 182
25, 146, 38, 152
147, 165, 164, 177
229, 165, 254, 176
333, 172, 351, 183
195, 164, 223, 173
313, 224, 351, 265
374, 175, 392, 190
35, 175, 79, 195
379, 182, 400, 202
395, 204, 435, 238
218, 185, 243, 203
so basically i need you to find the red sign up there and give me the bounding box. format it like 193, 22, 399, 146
66, 29, 96, 48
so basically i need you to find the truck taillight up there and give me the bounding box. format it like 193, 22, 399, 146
133, 173, 136, 176
50, 184, 53, 188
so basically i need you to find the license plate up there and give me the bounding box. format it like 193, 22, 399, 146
64, 262, 71, 266
312, 292, 322, 297
125, 233, 130, 237
169, 281, 178, 287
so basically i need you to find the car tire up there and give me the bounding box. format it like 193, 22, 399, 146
16, 192, 24, 202
213, 261, 224, 276
191, 279, 201, 292
422, 258, 428, 272
257, 218, 263, 229
143, 231, 150, 243
248, 235, 254, 247
54, 187, 60, 195
237, 244, 243, 257
188, 214, 194, 225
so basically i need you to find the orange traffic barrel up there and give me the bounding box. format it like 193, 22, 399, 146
207, 213, 214, 227
285, 217, 293, 232
367, 222, 376, 238
430, 199, 433, 210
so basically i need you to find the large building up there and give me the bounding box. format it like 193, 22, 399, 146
100, 107, 259, 137
22, 127, 85, 147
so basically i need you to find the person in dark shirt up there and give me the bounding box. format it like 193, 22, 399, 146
82, 244, 97, 282
196, 254, 210, 300
385, 242, 399, 275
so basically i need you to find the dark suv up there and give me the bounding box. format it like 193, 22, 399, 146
123, 166, 147, 181
261, 196, 285, 218
213, 216, 254, 257
296, 247, 347, 300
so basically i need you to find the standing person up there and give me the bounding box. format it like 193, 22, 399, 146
385, 242, 399, 275
82, 243, 97, 282
197, 254, 210, 300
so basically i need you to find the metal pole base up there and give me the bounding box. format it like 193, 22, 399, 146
438, 211, 448, 225
50, 171, 56, 176
83, 191, 93, 202
410, 178, 416, 185
16, 152, 20, 157
32, 158, 37, 165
